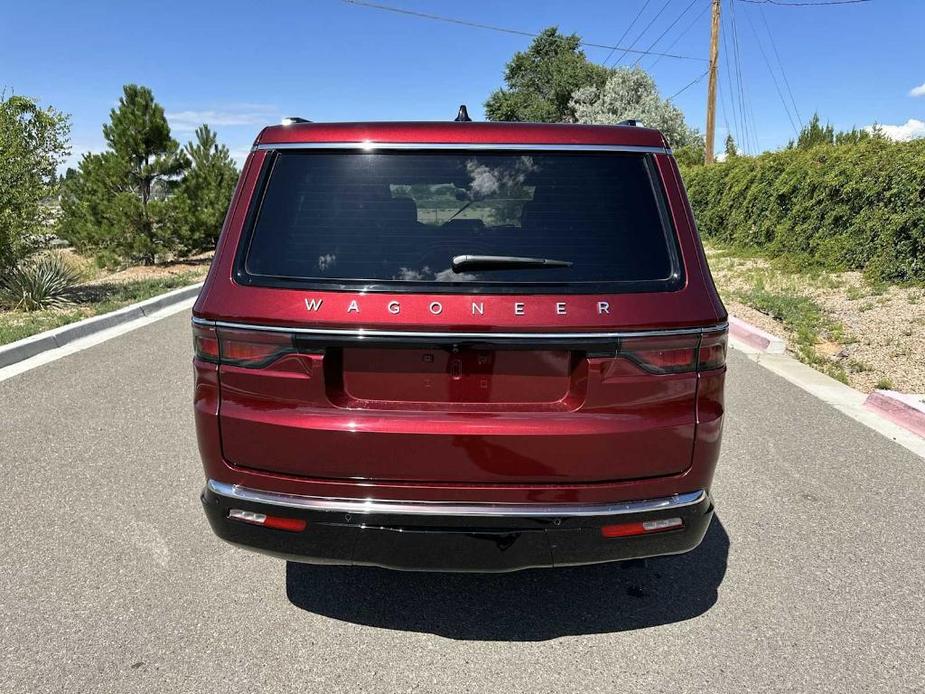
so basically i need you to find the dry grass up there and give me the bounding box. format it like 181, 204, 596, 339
0, 252, 211, 346
705, 244, 925, 393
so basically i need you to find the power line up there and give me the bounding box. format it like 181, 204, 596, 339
342, 0, 707, 62
667, 69, 711, 101
736, 2, 762, 154
743, 5, 799, 136
611, 0, 675, 67
720, 2, 741, 147
760, 6, 802, 126
648, 2, 711, 69
729, 0, 758, 152
632, 0, 700, 67
603, 0, 653, 65
737, 0, 872, 5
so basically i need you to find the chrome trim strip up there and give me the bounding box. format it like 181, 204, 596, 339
207, 480, 706, 518
255, 142, 669, 154
192, 317, 727, 341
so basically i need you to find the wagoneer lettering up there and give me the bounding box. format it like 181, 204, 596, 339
194, 118, 727, 572
302, 297, 621, 319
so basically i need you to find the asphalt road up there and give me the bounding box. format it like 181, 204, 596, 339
1, 310, 923, 694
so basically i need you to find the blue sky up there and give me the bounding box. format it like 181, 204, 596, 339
3, 0, 923, 168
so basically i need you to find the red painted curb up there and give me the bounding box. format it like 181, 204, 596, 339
728, 316, 786, 353
864, 390, 925, 438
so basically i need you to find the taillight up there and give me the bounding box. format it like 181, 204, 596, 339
192, 324, 220, 362
617, 330, 727, 374
192, 324, 294, 368
698, 330, 727, 371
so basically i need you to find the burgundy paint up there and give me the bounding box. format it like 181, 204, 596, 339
193, 121, 727, 505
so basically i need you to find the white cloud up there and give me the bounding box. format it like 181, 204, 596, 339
909, 82, 925, 97
866, 118, 925, 141
166, 105, 279, 132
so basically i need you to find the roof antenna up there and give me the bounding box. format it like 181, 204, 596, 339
618, 119, 639, 127
454, 105, 472, 122
281, 116, 311, 125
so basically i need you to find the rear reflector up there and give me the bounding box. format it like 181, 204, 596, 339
228, 508, 307, 532
600, 517, 683, 538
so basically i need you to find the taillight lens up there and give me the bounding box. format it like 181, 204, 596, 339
698, 330, 727, 371
619, 335, 700, 373
192, 324, 294, 368
618, 330, 727, 374
192, 324, 220, 362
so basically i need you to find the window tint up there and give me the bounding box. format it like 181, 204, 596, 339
242, 151, 679, 291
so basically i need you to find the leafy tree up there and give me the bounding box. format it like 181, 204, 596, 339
0, 94, 70, 272
485, 27, 610, 123
570, 67, 702, 148
60, 84, 187, 264
168, 125, 239, 254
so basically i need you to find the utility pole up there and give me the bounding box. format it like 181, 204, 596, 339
704, 0, 721, 164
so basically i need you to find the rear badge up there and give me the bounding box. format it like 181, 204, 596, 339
304, 298, 611, 317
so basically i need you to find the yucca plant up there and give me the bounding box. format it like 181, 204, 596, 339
0, 253, 83, 311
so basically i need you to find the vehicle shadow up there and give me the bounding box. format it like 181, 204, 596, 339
285, 515, 729, 641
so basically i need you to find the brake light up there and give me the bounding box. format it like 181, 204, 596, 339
618, 330, 727, 374
192, 324, 295, 368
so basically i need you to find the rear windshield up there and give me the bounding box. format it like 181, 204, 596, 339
238, 150, 681, 293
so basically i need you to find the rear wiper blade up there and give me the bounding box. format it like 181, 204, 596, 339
451, 255, 573, 273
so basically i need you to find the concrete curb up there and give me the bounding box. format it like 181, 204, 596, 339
0, 282, 203, 369
729, 316, 786, 353
729, 333, 925, 459
864, 390, 925, 438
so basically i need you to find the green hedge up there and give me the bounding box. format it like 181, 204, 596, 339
680, 138, 925, 282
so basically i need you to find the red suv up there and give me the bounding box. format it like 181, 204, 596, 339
193, 116, 727, 572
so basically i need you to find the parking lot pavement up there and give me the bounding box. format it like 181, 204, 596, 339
1, 310, 922, 693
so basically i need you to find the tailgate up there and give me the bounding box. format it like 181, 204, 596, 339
213, 328, 701, 484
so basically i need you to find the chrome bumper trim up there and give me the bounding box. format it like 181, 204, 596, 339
206, 480, 707, 518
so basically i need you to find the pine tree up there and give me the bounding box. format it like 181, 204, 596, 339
60, 84, 187, 264
789, 113, 835, 150
168, 125, 239, 254
724, 134, 738, 158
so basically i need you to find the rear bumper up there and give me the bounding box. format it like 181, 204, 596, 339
201, 480, 714, 572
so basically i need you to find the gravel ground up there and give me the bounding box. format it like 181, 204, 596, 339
706, 247, 925, 394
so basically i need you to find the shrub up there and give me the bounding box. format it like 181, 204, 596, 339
680, 138, 925, 282
0, 252, 83, 311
